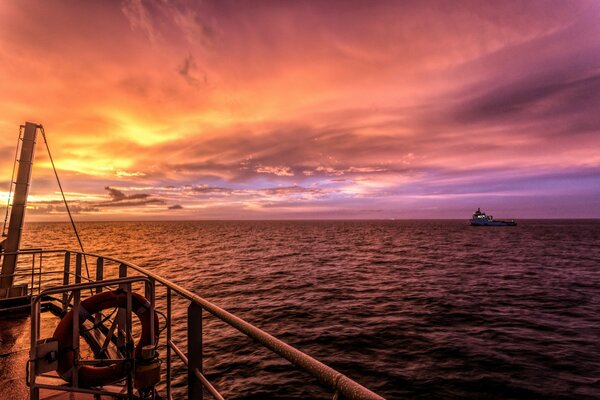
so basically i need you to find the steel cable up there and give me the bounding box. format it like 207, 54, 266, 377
38, 125, 91, 283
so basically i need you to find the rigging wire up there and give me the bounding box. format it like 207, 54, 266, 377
39, 125, 91, 281
2, 126, 23, 237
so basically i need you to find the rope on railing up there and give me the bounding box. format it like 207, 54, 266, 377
332, 373, 343, 400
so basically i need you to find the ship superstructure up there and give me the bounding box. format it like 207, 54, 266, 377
470, 208, 517, 226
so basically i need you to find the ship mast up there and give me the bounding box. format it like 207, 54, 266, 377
0, 122, 38, 290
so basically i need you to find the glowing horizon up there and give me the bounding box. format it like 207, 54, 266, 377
1, 0, 599, 221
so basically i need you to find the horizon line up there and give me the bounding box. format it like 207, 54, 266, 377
23, 217, 600, 223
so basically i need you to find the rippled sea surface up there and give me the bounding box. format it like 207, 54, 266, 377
20, 220, 600, 399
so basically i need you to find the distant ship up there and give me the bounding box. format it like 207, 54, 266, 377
470, 208, 517, 226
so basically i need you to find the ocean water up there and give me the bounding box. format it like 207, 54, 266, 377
19, 220, 600, 399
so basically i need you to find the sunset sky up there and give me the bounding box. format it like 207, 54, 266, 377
0, 0, 599, 220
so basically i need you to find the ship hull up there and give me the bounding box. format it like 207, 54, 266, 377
470, 220, 517, 226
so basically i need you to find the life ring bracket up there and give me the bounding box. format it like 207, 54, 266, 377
52, 289, 160, 388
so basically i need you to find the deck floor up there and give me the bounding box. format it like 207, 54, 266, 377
0, 311, 47, 399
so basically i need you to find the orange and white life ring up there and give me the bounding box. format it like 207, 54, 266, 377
52, 289, 159, 387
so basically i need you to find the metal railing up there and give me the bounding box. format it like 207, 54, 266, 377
2, 248, 385, 400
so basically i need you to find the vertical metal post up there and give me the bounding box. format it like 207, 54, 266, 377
117, 263, 127, 348
188, 302, 203, 400
145, 277, 155, 346
95, 257, 104, 293
75, 253, 82, 284
166, 287, 172, 399
38, 252, 42, 294
62, 252, 70, 312
29, 300, 40, 400
72, 287, 80, 387
119, 263, 127, 278
95, 257, 104, 324
125, 283, 134, 399
31, 253, 35, 295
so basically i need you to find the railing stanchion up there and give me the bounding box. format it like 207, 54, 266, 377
117, 263, 127, 349
31, 253, 35, 296
72, 286, 80, 387
96, 257, 104, 293
125, 282, 134, 399
95, 257, 104, 324
188, 302, 203, 400
145, 277, 156, 346
166, 287, 172, 399
75, 253, 82, 284
38, 252, 42, 294
62, 251, 70, 312
29, 299, 40, 400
